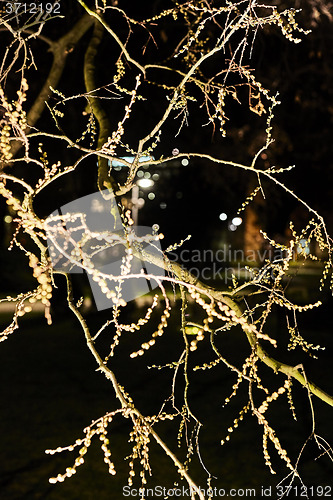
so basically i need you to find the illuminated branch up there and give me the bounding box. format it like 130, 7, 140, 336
77, 0, 146, 76
8, 14, 94, 159
137, 11, 250, 153
135, 248, 333, 408
64, 272, 205, 500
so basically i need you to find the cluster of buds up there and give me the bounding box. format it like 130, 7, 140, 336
127, 421, 150, 487
46, 413, 117, 483
221, 402, 250, 445
0, 123, 12, 161
0, 78, 28, 162
130, 305, 171, 358
28, 254, 52, 306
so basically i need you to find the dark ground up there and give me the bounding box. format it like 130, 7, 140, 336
0, 272, 332, 500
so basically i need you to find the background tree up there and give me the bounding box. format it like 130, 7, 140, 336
0, 1, 332, 498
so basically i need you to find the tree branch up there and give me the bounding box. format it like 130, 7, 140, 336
83, 19, 118, 193
63, 272, 205, 500
133, 247, 333, 407
137, 8, 251, 153
77, 0, 145, 76
9, 14, 94, 159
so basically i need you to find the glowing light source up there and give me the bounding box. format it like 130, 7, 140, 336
229, 224, 237, 231
181, 158, 189, 166
219, 212, 227, 221
232, 216, 242, 226
137, 178, 154, 188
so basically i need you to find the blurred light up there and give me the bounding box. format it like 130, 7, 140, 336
176, 192, 183, 199
91, 199, 105, 213
232, 216, 242, 226
160, 202, 167, 209
111, 155, 154, 168
137, 170, 144, 178
137, 178, 154, 188
181, 158, 189, 166
297, 238, 310, 255
148, 193, 155, 200
137, 198, 145, 208
4, 215, 12, 223
144, 172, 151, 178
219, 212, 227, 221
229, 224, 237, 231
152, 173, 159, 180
